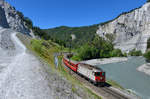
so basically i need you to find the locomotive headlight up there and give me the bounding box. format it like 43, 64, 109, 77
100, 77, 103, 80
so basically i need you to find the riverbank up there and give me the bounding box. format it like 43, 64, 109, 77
81, 57, 128, 66
137, 63, 150, 76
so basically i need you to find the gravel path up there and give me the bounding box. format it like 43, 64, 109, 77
0, 29, 53, 99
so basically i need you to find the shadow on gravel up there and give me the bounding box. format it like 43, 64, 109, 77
98, 82, 111, 88
104, 82, 111, 87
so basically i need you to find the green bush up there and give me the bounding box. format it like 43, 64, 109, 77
77, 44, 99, 60
123, 52, 127, 57
71, 55, 81, 61
144, 51, 150, 62
110, 49, 124, 57
147, 38, 150, 49
23, 17, 33, 29
129, 49, 142, 56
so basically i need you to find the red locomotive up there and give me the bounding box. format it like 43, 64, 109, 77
63, 55, 105, 85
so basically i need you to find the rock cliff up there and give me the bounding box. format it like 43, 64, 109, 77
0, 6, 9, 28
97, 3, 150, 53
0, 0, 30, 34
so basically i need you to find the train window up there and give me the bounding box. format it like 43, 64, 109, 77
102, 72, 105, 76
95, 72, 100, 76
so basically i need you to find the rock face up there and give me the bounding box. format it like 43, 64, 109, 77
0, 6, 9, 28
97, 3, 150, 53
0, 0, 30, 34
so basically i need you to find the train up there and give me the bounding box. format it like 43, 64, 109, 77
63, 54, 106, 85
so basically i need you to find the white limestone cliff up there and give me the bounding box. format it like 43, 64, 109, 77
97, 3, 150, 53
0, 0, 30, 34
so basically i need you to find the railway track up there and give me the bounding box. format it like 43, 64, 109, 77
101, 87, 128, 99
62, 61, 129, 99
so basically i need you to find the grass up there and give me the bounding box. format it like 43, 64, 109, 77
107, 79, 124, 90
17, 33, 101, 99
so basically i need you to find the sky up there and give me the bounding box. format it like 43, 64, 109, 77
6, 0, 146, 29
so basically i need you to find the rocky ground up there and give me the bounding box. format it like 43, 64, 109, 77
137, 63, 150, 76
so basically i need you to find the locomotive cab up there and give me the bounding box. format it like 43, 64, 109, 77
94, 72, 105, 83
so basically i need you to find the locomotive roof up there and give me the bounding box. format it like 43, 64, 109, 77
79, 63, 104, 72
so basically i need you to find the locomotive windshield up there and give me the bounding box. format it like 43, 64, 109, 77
95, 72, 100, 76
95, 72, 105, 76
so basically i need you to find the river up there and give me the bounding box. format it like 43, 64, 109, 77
96, 56, 150, 99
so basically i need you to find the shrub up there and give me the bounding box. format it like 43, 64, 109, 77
147, 38, 150, 49
144, 51, 150, 62
75, 44, 99, 60
110, 49, 124, 57
129, 49, 142, 56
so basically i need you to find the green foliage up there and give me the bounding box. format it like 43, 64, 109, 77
147, 0, 150, 2
23, 17, 33, 29
71, 55, 81, 61
129, 49, 142, 56
32, 27, 51, 40
110, 49, 124, 57
77, 44, 99, 60
144, 51, 150, 62
73, 36, 125, 61
123, 52, 127, 57
17, 11, 24, 20
147, 38, 150, 49
92, 35, 114, 58
30, 39, 44, 54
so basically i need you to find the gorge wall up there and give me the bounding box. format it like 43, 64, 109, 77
97, 3, 150, 53
0, 0, 30, 34
0, 1, 9, 28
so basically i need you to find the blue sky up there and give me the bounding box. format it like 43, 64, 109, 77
6, 0, 146, 29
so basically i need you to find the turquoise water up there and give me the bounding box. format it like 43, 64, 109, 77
96, 57, 150, 99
